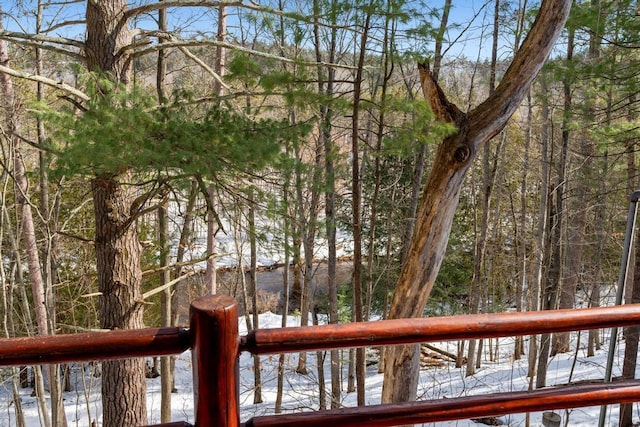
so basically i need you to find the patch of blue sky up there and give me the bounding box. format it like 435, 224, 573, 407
0, 1, 538, 62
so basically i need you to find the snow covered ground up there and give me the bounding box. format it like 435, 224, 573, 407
0, 310, 636, 426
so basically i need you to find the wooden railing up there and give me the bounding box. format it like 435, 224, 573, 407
1, 293, 640, 426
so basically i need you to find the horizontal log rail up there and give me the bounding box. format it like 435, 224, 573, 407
242, 381, 640, 427
0, 326, 190, 366
240, 303, 640, 354
145, 422, 193, 427
0, 295, 639, 426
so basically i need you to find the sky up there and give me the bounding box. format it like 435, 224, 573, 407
0, 1, 518, 61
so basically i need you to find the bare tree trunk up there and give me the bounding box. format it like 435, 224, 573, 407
294, 125, 321, 375
620, 218, 640, 426
553, 21, 585, 356
159, 201, 173, 422
155, 3, 173, 421
537, 23, 573, 387
514, 90, 532, 361
313, 309, 327, 410
204, 4, 227, 295
620, 92, 639, 427
588, 156, 606, 356
350, 2, 375, 406
275, 175, 291, 414
248, 189, 263, 404
468, 0, 501, 378
527, 75, 551, 384
382, 0, 572, 405
313, 0, 341, 407
170, 179, 198, 395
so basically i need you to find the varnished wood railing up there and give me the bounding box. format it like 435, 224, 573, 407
1, 294, 640, 426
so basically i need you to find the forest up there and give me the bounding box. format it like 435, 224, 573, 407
0, 0, 639, 426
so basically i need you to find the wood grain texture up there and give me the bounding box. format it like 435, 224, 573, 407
242, 303, 640, 354
190, 294, 240, 427
0, 327, 190, 365
243, 381, 640, 427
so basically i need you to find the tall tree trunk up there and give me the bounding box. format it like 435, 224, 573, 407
620, 91, 639, 427
382, 0, 572, 405
93, 176, 146, 426
86, 2, 147, 425
313, 0, 340, 408
156, 3, 173, 421
514, 90, 532, 361
537, 23, 573, 387
513, 0, 530, 363
275, 170, 291, 414
466, 0, 502, 376
553, 20, 585, 356
294, 119, 322, 376
620, 197, 640, 427
351, 2, 375, 406
588, 150, 607, 357
527, 76, 551, 382
204, 5, 226, 295
159, 201, 173, 422
248, 189, 263, 404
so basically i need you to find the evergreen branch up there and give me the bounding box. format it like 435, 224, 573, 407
0, 64, 89, 101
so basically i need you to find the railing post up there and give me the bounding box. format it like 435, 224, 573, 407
190, 294, 239, 427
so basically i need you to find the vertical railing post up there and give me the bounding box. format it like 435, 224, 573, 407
190, 294, 239, 427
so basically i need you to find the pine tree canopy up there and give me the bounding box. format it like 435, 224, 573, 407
38, 77, 309, 179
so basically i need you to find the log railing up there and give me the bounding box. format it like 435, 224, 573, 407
0, 294, 639, 426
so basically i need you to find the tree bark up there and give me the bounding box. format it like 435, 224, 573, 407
466, 0, 502, 377
527, 76, 551, 382
248, 189, 263, 404
86, 2, 147, 425
382, 0, 572, 405
92, 177, 147, 426
537, 22, 573, 386
351, 2, 375, 407
553, 22, 582, 356
313, 0, 340, 408
159, 202, 173, 423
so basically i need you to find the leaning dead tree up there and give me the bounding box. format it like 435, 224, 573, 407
382, 0, 572, 405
